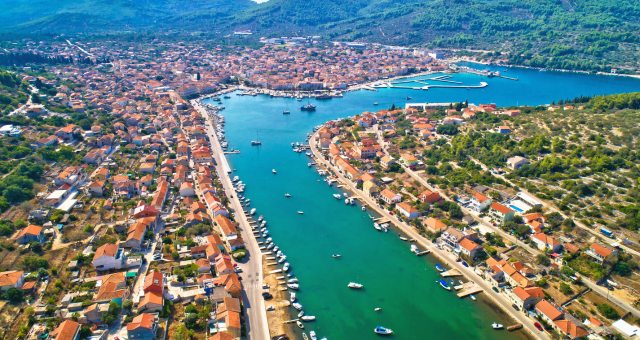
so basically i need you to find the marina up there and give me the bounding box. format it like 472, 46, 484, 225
204, 65, 640, 339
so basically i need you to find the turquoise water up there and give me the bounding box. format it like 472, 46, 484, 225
207, 66, 640, 339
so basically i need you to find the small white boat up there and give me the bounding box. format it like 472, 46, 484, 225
399, 236, 408, 241
333, 194, 342, 199
470, 295, 476, 301
258, 215, 264, 222
373, 223, 382, 231
344, 198, 350, 205
309, 330, 318, 340
297, 320, 304, 329
232, 176, 239, 182
410, 244, 418, 254
288, 278, 299, 284
343, 192, 348, 198
374, 326, 393, 335
292, 302, 303, 310
361, 206, 366, 211
301, 315, 316, 322
267, 243, 274, 250
492, 323, 503, 330
260, 221, 267, 227
278, 256, 287, 263
283, 262, 290, 272
272, 169, 277, 174
273, 246, 279, 252
250, 208, 257, 215
331, 254, 342, 259
287, 283, 299, 290
297, 211, 304, 215
298, 310, 305, 318
290, 292, 297, 302
374, 307, 382, 312
348, 282, 363, 289
284, 193, 292, 198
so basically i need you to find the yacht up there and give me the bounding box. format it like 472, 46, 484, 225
283, 262, 290, 272
374, 326, 393, 335
284, 193, 292, 198
373, 223, 383, 231
272, 169, 277, 174
250, 208, 257, 215
292, 302, 303, 310
250, 140, 262, 146
300, 103, 316, 111
287, 283, 299, 290
333, 194, 342, 199
373, 102, 379, 106
297, 211, 304, 215
288, 278, 299, 284
492, 323, 504, 330
301, 316, 316, 322
348, 282, 363, 289
290, 292, 297, 302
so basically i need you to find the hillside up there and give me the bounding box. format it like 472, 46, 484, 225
0, 0, 639, 72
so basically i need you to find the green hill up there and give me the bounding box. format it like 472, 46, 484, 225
1, 0, 639, 72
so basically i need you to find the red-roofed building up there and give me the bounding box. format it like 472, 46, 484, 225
143, 271, 164, 295
586, 243, 617, 264
535, 299, 564, 324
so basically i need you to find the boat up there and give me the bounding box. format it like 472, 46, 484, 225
223, 95, 231, 99
361, 206, 366, 211
470, 294, 476, 301
439, 279, 451, 291
380, 223, 388, 232
288, 278, 299, 284
399, 236, 408, 241
278, 256, 287, 263
283, 110, 291, 114
250, 140, 262, 146
273, 246, 279, 252
406, 96, 412, 100
290, 292, 297, 302
292, 302, 303, 310
348, 282, 363, 289
435, 264, 445, 272
373, 102, 379, 105
343, 193, 349, 198
284, 193, 292, 198
297, 211, 304, 215
272, 169, 277, 174
333, 194, 342, 200
232, 176, 240, 182
258, 215, 264, 222
374, 326, 393, 335
300, 103, 316, 111
374, 307, 382, 312
250, 208, 257, 215
309, 330, 318, 340
260, 221, 267, 227
331, 254, 342, 259
507, 323, 523, 331
410, 244, 418, 254
297, 321, 305, 329
344, 198, 350, 205
301, 315, 316, 322
283, 262, 290, 272
492, 323, 504, 330
316, 93, 332, 100
373, 223, 383, 231
298, 310, 305, 318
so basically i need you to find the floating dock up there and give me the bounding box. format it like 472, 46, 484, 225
457, 283, 483, 298
440, 269, 462, 277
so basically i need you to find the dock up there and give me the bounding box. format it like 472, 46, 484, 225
268, 269, 283, 274
440, 269, 462, 277
457, 283, 483, 298
414, 250, 430, 256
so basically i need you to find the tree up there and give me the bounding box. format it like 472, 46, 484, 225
597, 303, 620, 320
4, 287, 24, 304
436, 124, 459, 136
536, 254, 551, 266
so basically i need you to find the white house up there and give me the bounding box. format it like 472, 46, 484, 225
92, 243, 125, 271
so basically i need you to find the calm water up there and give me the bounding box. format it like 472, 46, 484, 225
206, 66, 640, 340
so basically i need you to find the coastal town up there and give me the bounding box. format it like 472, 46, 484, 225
0, 33, 639, 340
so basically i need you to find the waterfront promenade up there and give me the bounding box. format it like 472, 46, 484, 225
192, 100, 271, 340
308, 130, 547, 340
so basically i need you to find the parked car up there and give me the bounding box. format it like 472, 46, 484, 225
534, 322, 544, 331
262, 292, 273, 300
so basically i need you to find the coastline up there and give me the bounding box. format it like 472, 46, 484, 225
307, 128, 543, 340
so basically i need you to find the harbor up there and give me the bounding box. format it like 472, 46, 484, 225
200, 65, 640, 339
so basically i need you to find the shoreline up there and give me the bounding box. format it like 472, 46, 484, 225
307, 129, 542, 340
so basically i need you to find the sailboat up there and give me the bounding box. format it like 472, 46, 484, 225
250, 130, 262, 146
300, 97, 316, 111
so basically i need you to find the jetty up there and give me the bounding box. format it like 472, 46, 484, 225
224, 150, 241, 154
457, 283, 483, 298
440, 269, 462, 277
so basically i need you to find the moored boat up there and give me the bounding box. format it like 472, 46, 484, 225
309, 330, 318, 340
333, 194, 342, 199
331, 254, 342, 259
301, 315, 316, 322
438, 279, 451, 290
435, 263, 445, 272
284, 193, 292, 198
297, 211, 304, 214
272, 169, 277, 174
290, 292, 297, 302
492, 323, 504, 330
250, 208, 257, 215
292, 302, 303, 310
297, 320, 305, 329
348, 282, 363, 289
374, 326, 393, 335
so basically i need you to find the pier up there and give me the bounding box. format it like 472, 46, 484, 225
373, 81, 488, 91
457, 283, 483, 298
440, 269, 462, 277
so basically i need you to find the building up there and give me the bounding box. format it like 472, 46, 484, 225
508, 286, 544, 311
489, 202, 514, 223
15, 224, 45, 244
535, 299, 563, 324
138, 291, 163, 313
127, 313, 158, 339
92, 243, 125, 271
0, 270, 25, 291
458, 238, 482, 259
470, 191, 492, 212
424, 217, 447, 234
379, 188, 401, 205
586, 243, 617, 264
51, 320, 80, 340
143, 271, 164, 295
418, 190, 441, 204
531, 233, 563, 253
554, 319, 589, 339
506, 156, 529, 170
395, 202, 420, 220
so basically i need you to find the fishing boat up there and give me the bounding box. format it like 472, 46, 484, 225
333, 194, 342, 199
301, 315, 316, 322
272, 169, 277, 174
296, 321, 305, 329
348, 282, 363, 289
331, 254, 342, 259
284, 193, 292, 198
435, 263, 445, 272
492, 323, 504, 330
438, 279, 451, 291
309, 330, 318, 340
287, 283, 299, 290
292, 302, 303, 310
290, 292, 297, 302
374, 307, 382, 312
297, 211, 304, 215
374, 326, 393, 335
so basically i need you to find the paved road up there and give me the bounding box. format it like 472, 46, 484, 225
309, 132, 546, 340
195, 101, 270, 340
